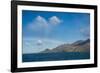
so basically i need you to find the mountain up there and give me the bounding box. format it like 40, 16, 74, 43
40, 39, 90, 53
41, 48, 51, 53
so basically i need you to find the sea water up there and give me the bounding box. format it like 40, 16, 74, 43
22, 52, 90, 62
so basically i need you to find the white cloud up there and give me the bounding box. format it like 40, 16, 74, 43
35, 16, 48, 27
37, 40, 43, 45
23, 37, 65, 54
49, 16, 61, 25
27, 16, 62, 36
80, 26, 90, 37
28, 16, 48, 31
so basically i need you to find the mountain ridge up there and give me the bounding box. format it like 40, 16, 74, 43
40, 39, 90, 53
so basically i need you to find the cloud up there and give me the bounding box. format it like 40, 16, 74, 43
27, 16, 62, 36
35, 16, 48, 27
80, 26, 90, 38
36, 40, 43, 45
28, 16, 48, 31
23, 37, 65, 53
49, 16, 61, 25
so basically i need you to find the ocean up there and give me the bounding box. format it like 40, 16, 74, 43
22, 52, 90, 62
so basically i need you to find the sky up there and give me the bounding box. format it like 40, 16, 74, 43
22, 10, 90, 54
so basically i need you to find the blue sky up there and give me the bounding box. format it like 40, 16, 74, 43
22, 10, 90, 53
